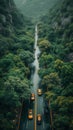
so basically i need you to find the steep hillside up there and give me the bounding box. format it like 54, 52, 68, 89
0, 0, 34, 130
38, 0, 73, 130
39, 0, 73, 61
14, 0, 59, 21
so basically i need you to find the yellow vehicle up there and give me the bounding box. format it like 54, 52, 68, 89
37, 89, 42, 96
28, 109, 33, 119
31, 93, 35, 101
37, 114, 42, 124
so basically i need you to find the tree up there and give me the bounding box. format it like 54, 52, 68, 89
39, 53, 54, 68
52, 96, 73, 130
61, 63, 73, 87
42, 72, 61, 91
62, 83, 73, 96
54, 59, 64, 73
4, 76, 31, 102
39, 39, 51, 53
18, 49, 34, 66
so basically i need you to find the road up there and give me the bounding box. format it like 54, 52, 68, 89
19, 25, 50, 130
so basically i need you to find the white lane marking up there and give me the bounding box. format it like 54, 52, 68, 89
26, 120, 29, 128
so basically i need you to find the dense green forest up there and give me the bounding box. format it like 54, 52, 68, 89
0, 0, 34, 130
14, 0, 59, 21
0, 0, 73, 130
38, 0, 73, 129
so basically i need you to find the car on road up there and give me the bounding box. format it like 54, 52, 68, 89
37, 89, 42, 96
31, 93, 35, 101
37, 114, 42, 124
28, 109, 33, 119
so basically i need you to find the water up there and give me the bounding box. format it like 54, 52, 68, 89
32, 25, 40, 93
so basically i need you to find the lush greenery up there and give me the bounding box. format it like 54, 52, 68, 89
0, 0, 73, 130
14, 0, 59, 21
38, 0, 73, 129
0, 0, 34, 130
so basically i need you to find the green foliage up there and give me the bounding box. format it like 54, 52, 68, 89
0, 0, 34, 129
18, 35, 34, 52
61, 83, 73, 96
60, 63, 73, 87
42, 73, 60, 91
4, 76, 30, 101
45, 91, 56, 101
52, 96, 73, 130
54, 59, 64, 73
14, 0, 59, 21
38, 1, 73, 130
39, 53, 54, 68
39, 0, 73, 58
38, 39, 51, 53
18, 49, 34, 66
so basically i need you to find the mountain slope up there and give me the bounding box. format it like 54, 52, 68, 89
38, 0, 73, 130
39, 0, 73, 61
0, 1, 34, 130
14, 0, 59, 21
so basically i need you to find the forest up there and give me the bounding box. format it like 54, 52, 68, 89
38, 0, 73, 129
0, 0, 34, 129
14, 0, 59, 21
0, 0, 73, 130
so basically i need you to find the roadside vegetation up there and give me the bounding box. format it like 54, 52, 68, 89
0, 0, 34, 130
0, 0, 73, 130
38, 0, 73, 129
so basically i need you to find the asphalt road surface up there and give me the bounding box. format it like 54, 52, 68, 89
19, 25, 50, 130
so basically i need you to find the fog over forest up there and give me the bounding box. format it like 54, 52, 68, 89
14, 0, 59, 20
